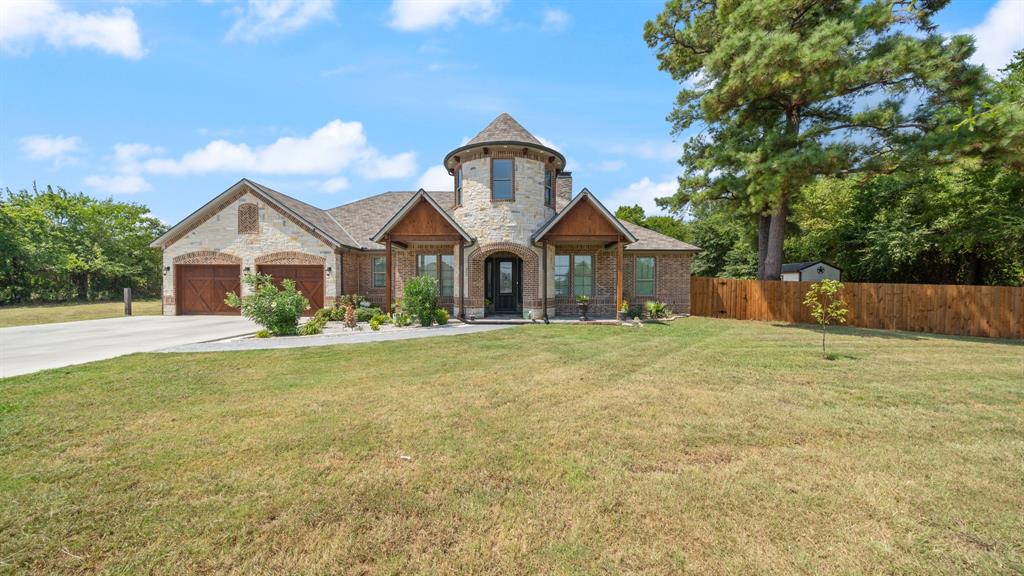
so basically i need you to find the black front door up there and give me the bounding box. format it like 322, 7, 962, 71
492, 257, 519, 313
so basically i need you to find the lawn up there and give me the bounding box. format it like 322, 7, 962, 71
0, 299, 162, 328
1, 318, 1021, 575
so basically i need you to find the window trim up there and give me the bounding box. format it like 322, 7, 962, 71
634, 256, 656, 298
490, 157, 515, 202
372, 256, 386, 288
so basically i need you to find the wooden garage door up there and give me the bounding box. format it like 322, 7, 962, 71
177, 265, 241, 315
257, 265, 324, 315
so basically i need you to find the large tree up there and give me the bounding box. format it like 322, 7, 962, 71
645, 0, 984, 279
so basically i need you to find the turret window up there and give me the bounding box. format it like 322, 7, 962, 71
544, 169, 554, 208
455, 167, 462, 205
491, 159, 514, 200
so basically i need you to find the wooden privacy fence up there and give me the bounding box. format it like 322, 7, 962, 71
691, 277, 1024, 340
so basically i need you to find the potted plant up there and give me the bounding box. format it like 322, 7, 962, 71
576, 294, 590, 321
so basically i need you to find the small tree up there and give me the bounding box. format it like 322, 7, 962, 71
225, 273, 309, 336
403, 275, 439, 327
803, 280, 848, 358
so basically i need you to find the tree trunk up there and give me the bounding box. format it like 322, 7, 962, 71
763, 191, 789, 280
757, 209, 771, 279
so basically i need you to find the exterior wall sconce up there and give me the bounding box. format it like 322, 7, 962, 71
163, 266, 170, 276
243, 266, 251, 273
326, 266, 332, 276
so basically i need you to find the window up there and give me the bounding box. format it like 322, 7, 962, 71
544, 169, 553, 208
417, 254, 454, 297
573, 255, 593, 297
373, 257, 386, 288
635, 257, 656, 297
554, 255, 570, 296
455, 167, 462, 205
238, 203, 259, 234
491, 159, 513, 200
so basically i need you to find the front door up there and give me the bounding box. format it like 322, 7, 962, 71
492, 257, 519, 313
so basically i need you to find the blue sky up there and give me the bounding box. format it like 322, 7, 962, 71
2, 0, 1021, 224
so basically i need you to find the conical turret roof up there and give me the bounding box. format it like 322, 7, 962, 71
444, 112, 565, 170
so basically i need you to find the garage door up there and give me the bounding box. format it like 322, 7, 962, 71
177, 265, 241, 315
257, 265, 324, 315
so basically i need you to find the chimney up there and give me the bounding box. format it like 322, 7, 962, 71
556, 171, 573, 210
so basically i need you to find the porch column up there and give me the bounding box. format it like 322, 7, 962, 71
458, 241, 465, 320
542, 241, 549, 322
616, 239, 624, 321
385, 235, 393, 313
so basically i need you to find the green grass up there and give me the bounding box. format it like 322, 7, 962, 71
1, 318, 1022, 575
0, 299, 162, 327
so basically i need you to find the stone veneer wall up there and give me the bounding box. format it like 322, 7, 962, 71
161, 191, 341, 315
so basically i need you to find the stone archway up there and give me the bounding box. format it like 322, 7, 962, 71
254, 251, 325, 266
467, 242, 540, 314
173, 251, 243, 265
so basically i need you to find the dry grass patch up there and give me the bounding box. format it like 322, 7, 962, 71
1, 318, 1022, 574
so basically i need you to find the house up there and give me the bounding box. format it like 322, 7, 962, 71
781, 261, 842, 282
150, 113, 701, 320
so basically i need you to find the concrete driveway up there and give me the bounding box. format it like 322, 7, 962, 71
1, 316, 258, 378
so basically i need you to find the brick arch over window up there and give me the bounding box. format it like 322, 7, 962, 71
254, 251, 326, 266
173, 251, 243, 265
467, 242, 540, 309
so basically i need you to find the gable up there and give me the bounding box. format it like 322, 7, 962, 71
388, 197, 462, 241
542, 198, 624, 242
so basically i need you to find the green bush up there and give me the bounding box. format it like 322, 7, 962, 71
255, 329, 271, 338
369, 317, 382, 331
403, 275, 439, 327
299, 307, 331, 335
393, 311, 412, 327
644, 300, 670, 319
225, 273, 308, 336
355, 306, 382, 323
435, 308, 449, 325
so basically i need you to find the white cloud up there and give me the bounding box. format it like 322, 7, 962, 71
142, 119, 417, 179
388, 0, 504, 31
0, 0, 145, 59
536, 135, 562, 151
319, 176, 350, 193
541, 8, 568, 32
960, 0, 1024, 73
83, 174, 151, 195
416, 165, 453, 190
19, 135, 81, 164
593, 160, 625, 172
225, 0, 334, 42
604, 177, 679, 216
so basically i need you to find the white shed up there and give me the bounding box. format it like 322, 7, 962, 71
781, 261, 842, 282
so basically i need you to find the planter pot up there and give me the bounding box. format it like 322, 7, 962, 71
578, 303, 589, 321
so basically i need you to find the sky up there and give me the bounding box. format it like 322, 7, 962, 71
1, 0, 1021, 224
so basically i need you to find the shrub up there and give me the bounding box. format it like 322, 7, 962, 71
225, 273, 308, 336
355, 306, 382, 323
299, 308, 331, 335
393, 311, 412, 327
435, 308, 449, 325
644, 300, 669, 319
369, 316, 382, 331
403, 275, 439, 327
255, 329, 271, 338
576, 294, 590, 305
803, 279, 849, 358
338, 294, 365, 308
343, 304, 357, 329
620, 299, 629, 314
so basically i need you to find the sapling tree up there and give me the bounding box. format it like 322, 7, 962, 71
803, 280, 848, 358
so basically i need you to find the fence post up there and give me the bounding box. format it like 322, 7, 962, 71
124, 287, 132, 316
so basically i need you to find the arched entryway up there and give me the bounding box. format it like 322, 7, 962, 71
485, 253, 522, 314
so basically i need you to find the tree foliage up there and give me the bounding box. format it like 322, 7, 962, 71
225, 273, 309, 336
644, 0, 984, 279
803, 279, 848, 358
0, 185, 166, 304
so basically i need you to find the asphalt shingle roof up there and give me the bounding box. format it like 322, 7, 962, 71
465, 112, 544, 147
327, 191, 454, 250
618, 220, 701, 252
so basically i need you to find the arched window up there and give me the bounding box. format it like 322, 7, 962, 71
238, 203, 259, 234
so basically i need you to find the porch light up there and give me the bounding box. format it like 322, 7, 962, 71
243, 266, 251, 273
163, 266, 170, 276
326, 266, 332, 276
